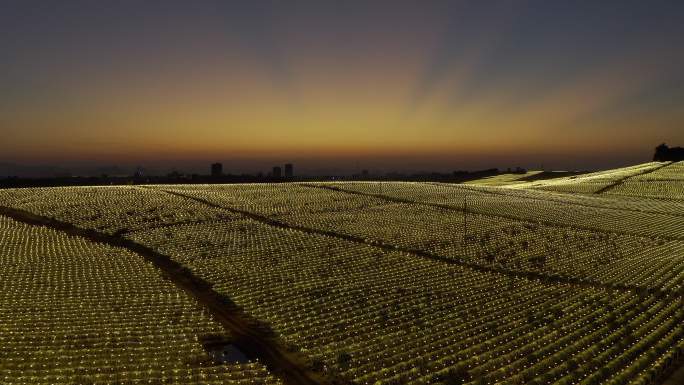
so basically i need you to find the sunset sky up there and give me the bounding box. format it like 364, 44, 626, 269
2, 0, 684, 175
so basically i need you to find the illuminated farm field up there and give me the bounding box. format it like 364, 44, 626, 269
0, 162, 682, 385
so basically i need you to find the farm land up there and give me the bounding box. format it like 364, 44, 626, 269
0, 161, 682, 385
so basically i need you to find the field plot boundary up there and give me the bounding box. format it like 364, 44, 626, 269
0, 205, 329, 385
436, 182, 684, 218
156, 188, 680, 298
300, 182, 684, 242
595, 161, 674, 194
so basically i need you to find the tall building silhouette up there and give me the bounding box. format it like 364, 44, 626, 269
272, 166, 282, 178
211, 163, 223, 177
284, 163, 294, 178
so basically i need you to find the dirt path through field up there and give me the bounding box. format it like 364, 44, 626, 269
595, 161, 674, 194
0, 205, 330, 385
155, 186, 684, 385
300, 182, 684, 241
440, 182, 684, 218
155, 188, 680, 299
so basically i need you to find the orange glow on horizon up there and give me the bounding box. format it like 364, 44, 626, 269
2, 2, 683, 171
